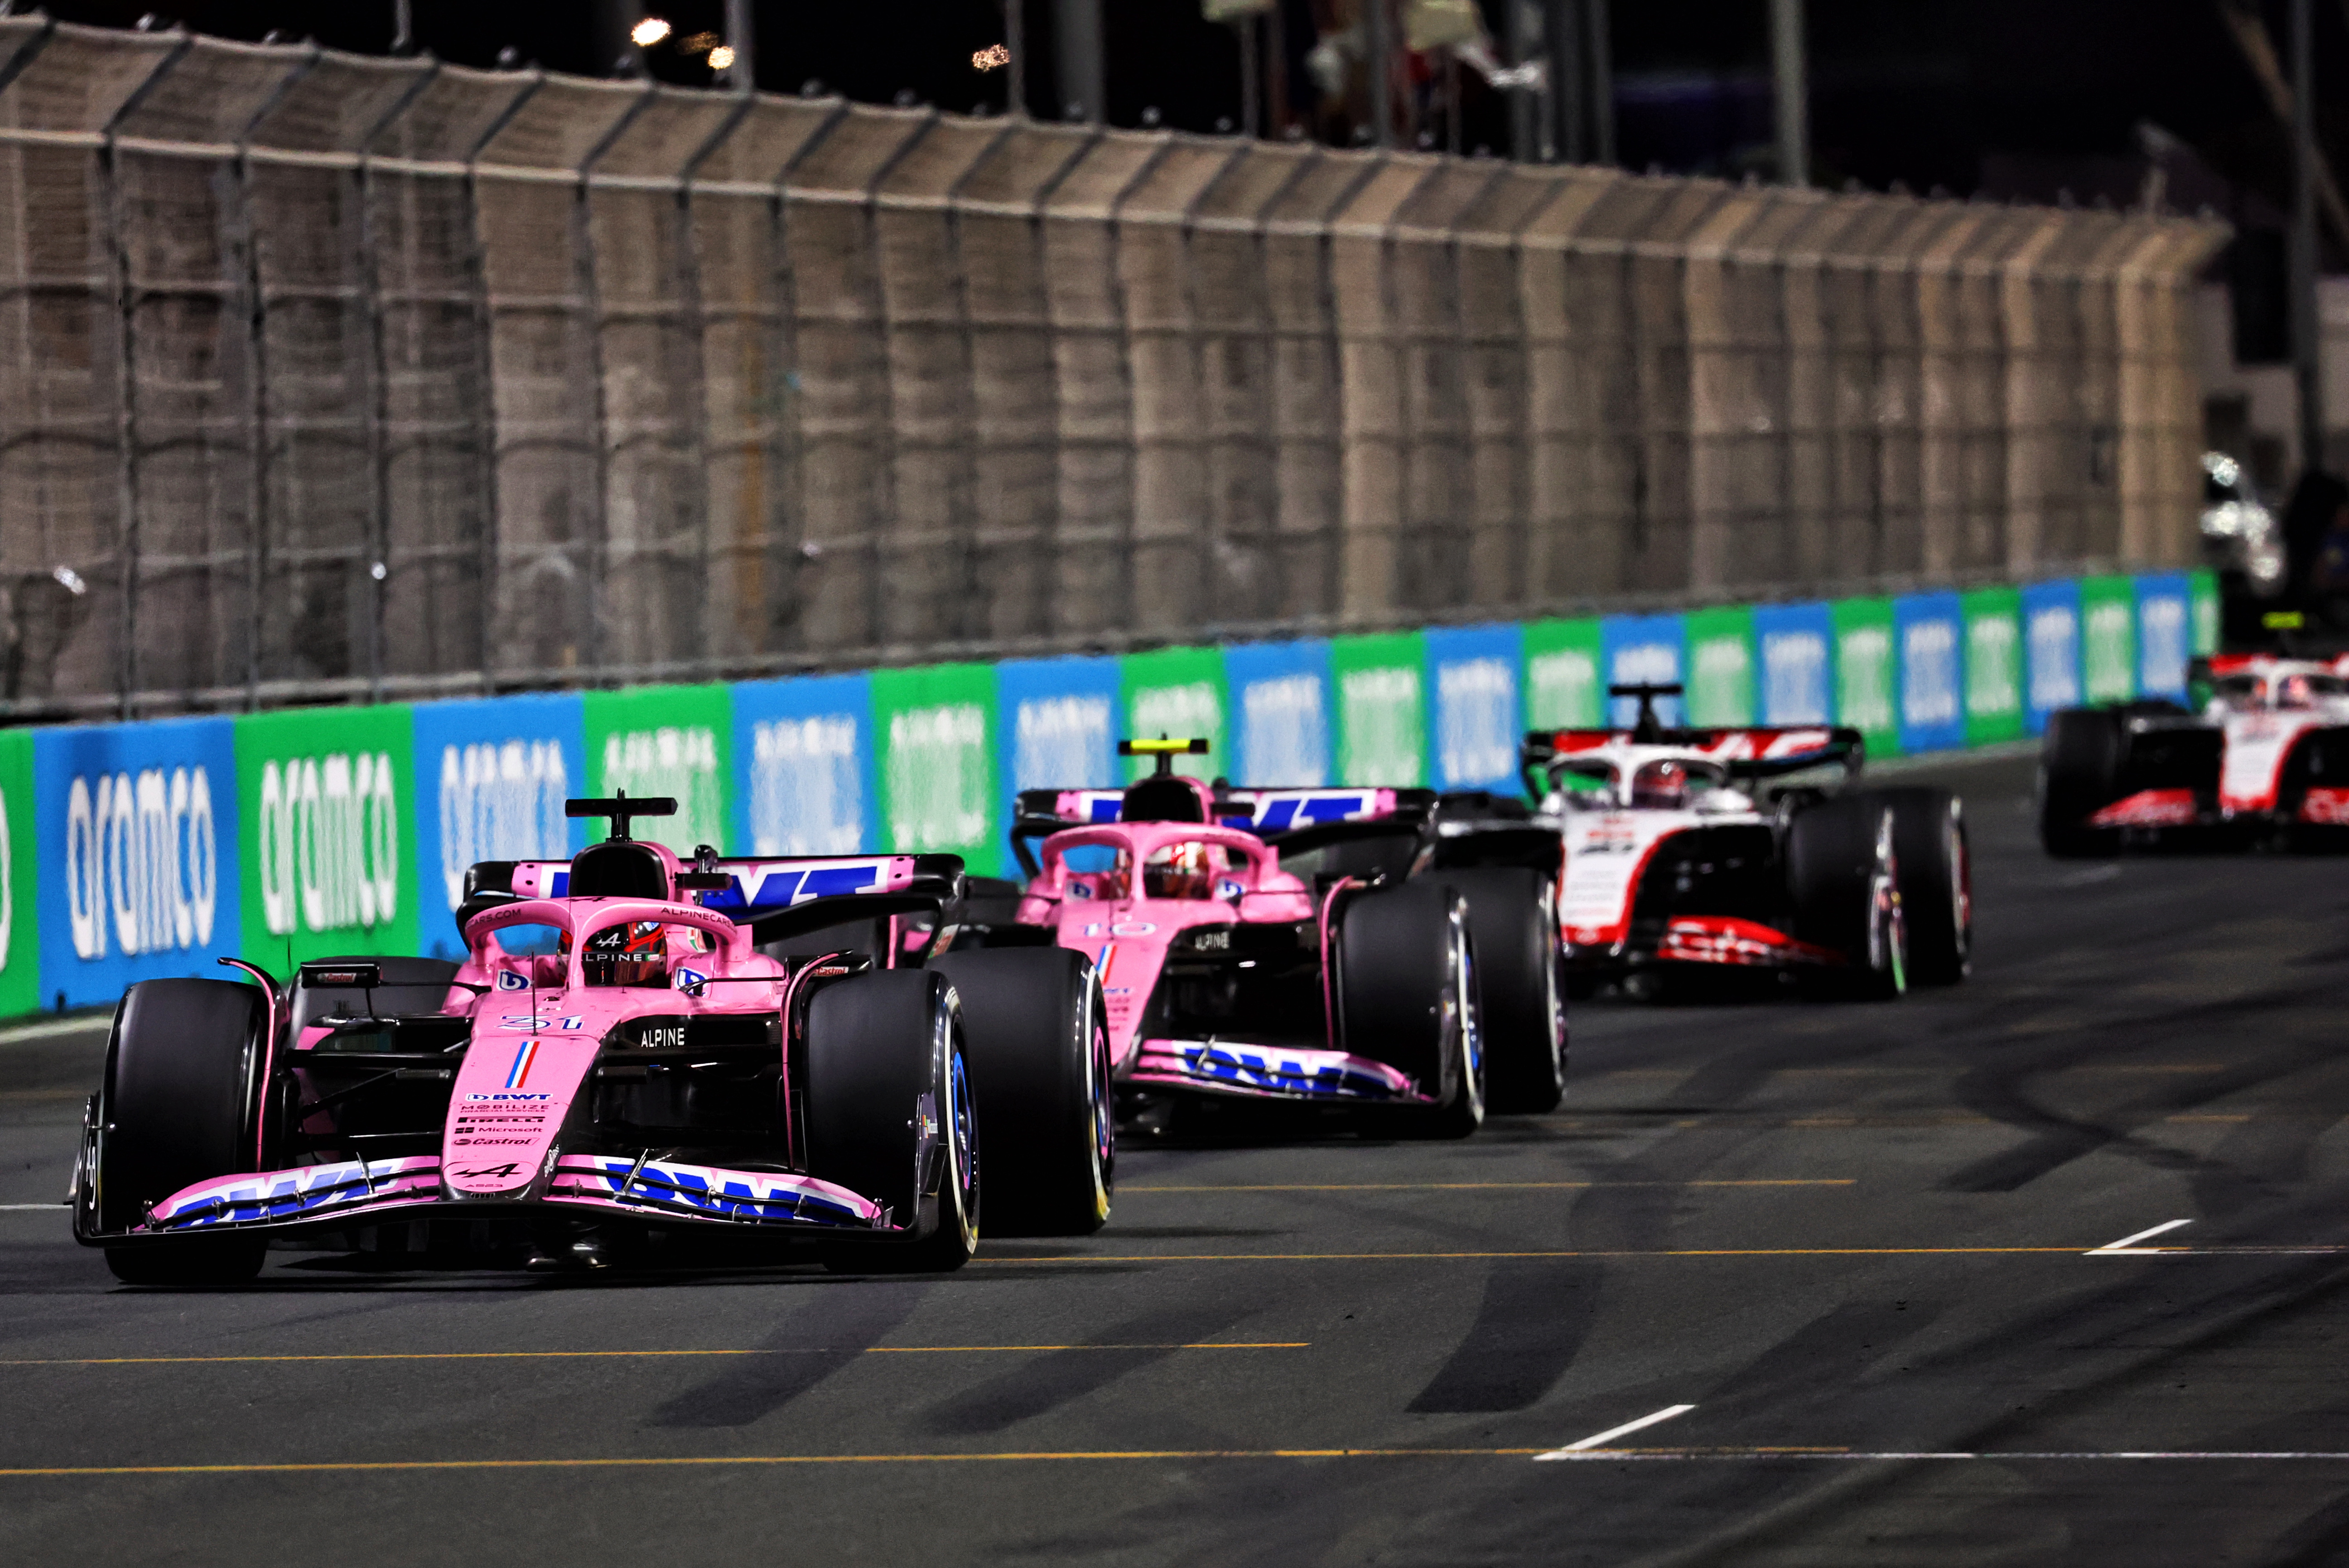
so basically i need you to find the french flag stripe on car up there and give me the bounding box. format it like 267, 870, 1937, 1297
506, 1041, 538, 1089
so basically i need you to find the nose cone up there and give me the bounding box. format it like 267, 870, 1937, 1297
444, 1020, 598, 1200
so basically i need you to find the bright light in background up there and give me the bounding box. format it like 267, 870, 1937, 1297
972, 44, 1011, 72
630, 16, 672, 48
708, 44, 736, 71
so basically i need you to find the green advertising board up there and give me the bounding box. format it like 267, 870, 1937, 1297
585, 684, 734, 857
2189, 567, 2220, 656
872, 662, 998, 874
0, 727, 35, 1018
1522, 618, 1603, 730
2080, 574, 2137, 705
1683, 606, 1757, 727
1119, 646, 1229, 784
1331, 632, 1427, 786
1831, 597, 1899, 757
1959, 585, 2026, 745
237, 704, 419, 970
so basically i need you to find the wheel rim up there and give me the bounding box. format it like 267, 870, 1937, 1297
1455, 917, 1485, 1122
1085, 983, 1114, 1221
944, 1023, 979, 1249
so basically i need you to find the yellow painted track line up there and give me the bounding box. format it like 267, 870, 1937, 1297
0, 1344, 1309, 1367
975, 1247, 2110, 1264
1122, 1181, 1856, 1192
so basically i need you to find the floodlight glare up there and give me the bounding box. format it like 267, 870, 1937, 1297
709, 44, 735, 71
631, 16, 672, 48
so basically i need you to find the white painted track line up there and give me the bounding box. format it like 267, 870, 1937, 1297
0, 1204, 64, 1211
2087, 1219, 2194, 1255
0, 1015, 109, 1046
1534, 1404, 1697, 1460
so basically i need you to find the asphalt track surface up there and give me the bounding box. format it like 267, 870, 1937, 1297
6, 751, 2349, 1565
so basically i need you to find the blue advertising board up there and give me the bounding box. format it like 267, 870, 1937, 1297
1425, 624, 1524, 792
1753, 602, 1834, 724
1600, 614, 1686, 728
2134, 572, 2193, 701
732, 672, 878, 859
1225, 640, 1331, 787
410, 694, 588, 961
1894, 592, 1967, 754
34, 716, 241, 1009
2021, 579, 2084, 735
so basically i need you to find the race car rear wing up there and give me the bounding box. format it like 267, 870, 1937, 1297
489, 853, 965, 935
1007, 785, 1432, 876
1521, 725, 1865, 798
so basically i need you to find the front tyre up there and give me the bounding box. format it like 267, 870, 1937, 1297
1860, 786, 1970, 985
1440, 867, 1567, 1113
1336, 882, 1485, 1139
930, 948, 1114, 1237
1787, 798, 1909, 1003
805, 970, 978, 1274
91, 978, 271, 1286
2039, 708, 2125, 858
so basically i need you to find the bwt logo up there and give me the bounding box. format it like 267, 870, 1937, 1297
751, 714, 863, 856
2028, 606, 2080, 709
65, 767, 219, 961
1242, 675, 1331, 788
258, 753, 398, 937
2140, 598, 2187, 692
1761, 632, 1829, 724
1901, 620, 1959, 727
439, 739, 568, 913
1436, 659, 1516, 787
1610, 644, 1679, 725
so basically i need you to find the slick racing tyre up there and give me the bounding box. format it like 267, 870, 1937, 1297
1336, 882, 1485, 1139
930, 948, 1113, 1237
1786, 798, 1908, 1003
1857, 786, 1971, 986
2039, 708, 2125, 858
96, 979, 270, 1286
805, 970, 978, 1274
1439, 867, 1566, 1113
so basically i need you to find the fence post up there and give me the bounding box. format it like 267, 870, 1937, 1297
99, 34, 193, 718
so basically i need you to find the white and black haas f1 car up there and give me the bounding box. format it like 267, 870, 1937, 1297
1520, 685, 1972, 1000
73, 794, 1112, 1286
2039, 653, 2349, 855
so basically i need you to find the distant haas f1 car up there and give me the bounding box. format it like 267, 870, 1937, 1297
976, 738, 1519, 1131
1520, 686, 1972, 999
2039, 653, 2349, 854
74, 795, 1112, 1285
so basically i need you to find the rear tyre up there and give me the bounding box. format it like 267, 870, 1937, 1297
1440, 868, 1566, 1113
1336, 882, 1484, 1138
2039, 708, 2125, 858
804, 970, 978, 1274
1786, 798, 1908, 1003
1858, 786, 1971, 986
92, 979, 271, 1286
930, 948, 1113, 1237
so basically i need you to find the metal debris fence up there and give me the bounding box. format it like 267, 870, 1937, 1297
0, 20, 2227, 721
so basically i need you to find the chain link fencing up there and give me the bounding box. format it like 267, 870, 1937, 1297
0, 19, 2227, 721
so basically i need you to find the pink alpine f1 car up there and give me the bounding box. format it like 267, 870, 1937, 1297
2039, 652, 2349, 853
73, 795, 1112, 1285
977, 738, 1493, 1135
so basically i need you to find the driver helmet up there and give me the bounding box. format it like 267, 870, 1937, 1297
1143, 841, 1218, 901
2280, 673, 2317, 710
1630, 759, 1691, 811
583, 921, 669, 988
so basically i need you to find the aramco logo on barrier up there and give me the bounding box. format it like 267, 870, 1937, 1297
1528, 646, 1598, 728
2141, 595, 2188, 694
1761, 630, 1830, 724
1338, 666, 1422, 785
1436, 659, 1516, 787
1013, 694, 1111, 796
1838, 627, 1895, 734
887, 704, 988, 851
2029, 604, 2081, 711
1242, 676, 1329, 787
2085, 599, 2135, 703
752, 714, 864, 856
602, 727, 724, 851
258, 755, 397, 937
0, 779, 11, 970
1901, 619, 1960, 728
439, 739, 569, 913
1688, 637, 1752, 726
66, 767, 219, 960
1968, 615, 2022, 720
1129, 683, 1221, 778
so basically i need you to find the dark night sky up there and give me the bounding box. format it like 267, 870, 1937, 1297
18, 0, 2322, 219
